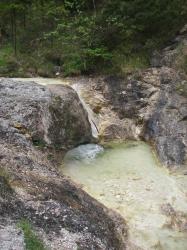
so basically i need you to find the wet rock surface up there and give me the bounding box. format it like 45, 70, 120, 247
102, 67, 187, 167
70, 56, 187, 168
1, 26, 187, 250
0, 79, 128, 249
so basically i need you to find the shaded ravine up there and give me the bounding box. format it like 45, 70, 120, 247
62, 142, 187, 250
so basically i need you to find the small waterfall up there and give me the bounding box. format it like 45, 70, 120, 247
13, 78, 99, 138
72, 83, 99, 139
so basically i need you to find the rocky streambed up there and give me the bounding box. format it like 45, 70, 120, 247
0, 78, 128, 250
0, 28, 187, 250
8, 65, 187, 249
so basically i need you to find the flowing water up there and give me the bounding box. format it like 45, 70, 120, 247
71, 83, 99, 139
62, 142, 187, 250
12, 77, 187, 249
12, 77, 69, 86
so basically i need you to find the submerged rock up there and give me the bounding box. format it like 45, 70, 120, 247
64, 144, 104, 162
63, 141, 187, 250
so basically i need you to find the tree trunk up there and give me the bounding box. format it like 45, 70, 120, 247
11, 11, 14, 46
23, 10, 26, 29
13, 8, 17, 57
92, 0, 96, 15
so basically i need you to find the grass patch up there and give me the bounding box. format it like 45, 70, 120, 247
0, 168, 13, 199
0, 44, 54, 77
32, 138, 46, 148
111, 50, 149, 76
120, 55, 149, 74
176, 81, 187, 97
0, 45, 14, 67
0, 45, 20, 76
0, 166, 10, 179
179, 54, 187, 74
0, 42, 149, 77
172, 43, 187, 75
18, 219, 46, 250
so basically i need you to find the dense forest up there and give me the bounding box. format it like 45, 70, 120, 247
0, 0, 187, 77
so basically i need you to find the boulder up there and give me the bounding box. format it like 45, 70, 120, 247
0, 79, 92, 149
99, 119, 139, 141
101, 68, 187, 168
80, 66, 187, 168
0, 79, 128, 249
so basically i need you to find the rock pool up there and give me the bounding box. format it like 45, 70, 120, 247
62, 141, 187, 250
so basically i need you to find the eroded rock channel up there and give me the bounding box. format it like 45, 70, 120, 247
1, 30, 187, 250
8, 70, 187, 249
0, 79, 127, 250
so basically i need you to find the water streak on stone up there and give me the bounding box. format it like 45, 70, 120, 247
72, 83, 99, 139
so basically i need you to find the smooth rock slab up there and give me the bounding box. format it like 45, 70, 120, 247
0, 224, 25, 250
0, 79, 92, 149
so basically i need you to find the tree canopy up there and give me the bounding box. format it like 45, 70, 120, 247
0, 0, 187, 76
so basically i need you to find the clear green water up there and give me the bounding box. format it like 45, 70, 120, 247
62, 141, 187, 250
11, 78, 187, 249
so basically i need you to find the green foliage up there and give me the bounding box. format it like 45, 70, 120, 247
176, 82, 187, 97
0, 167, 11, 199
112, 52, 149, 75
182, 56, 187, 73
32, 138, 46, 148
0, 45, 13, 67
18, 219, 46, 250
0, 45, 19, 75
0, 166, 10, 179
0, 0, 187, 76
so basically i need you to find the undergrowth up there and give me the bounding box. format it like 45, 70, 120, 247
18, 219, 46, 250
